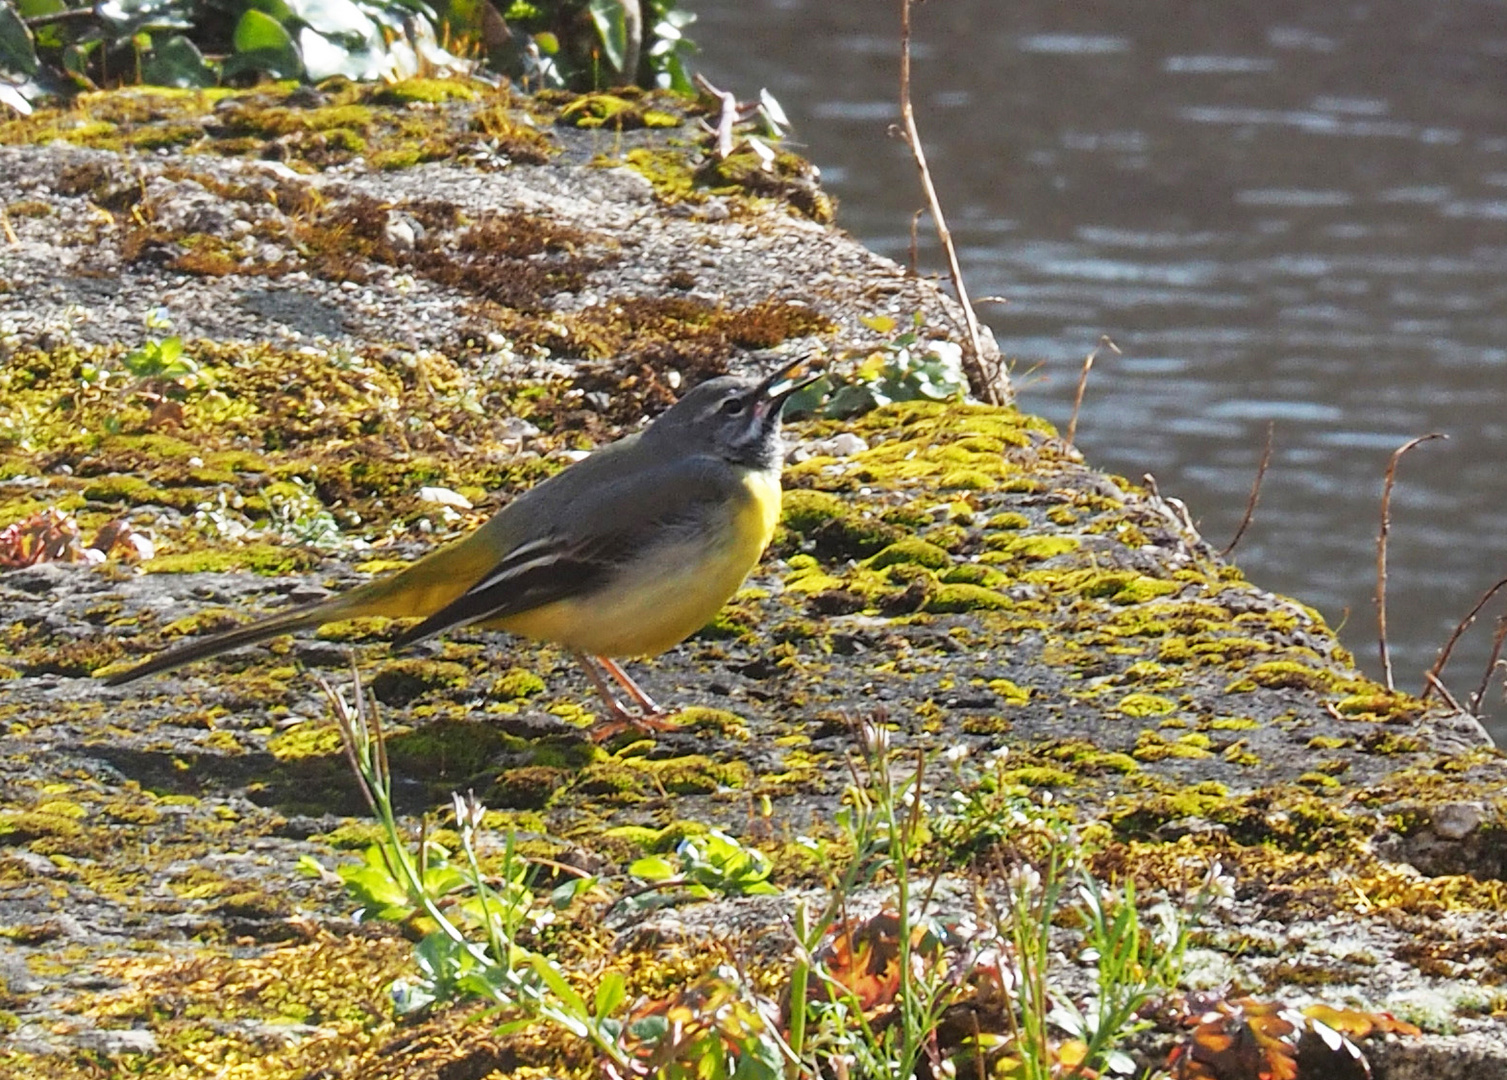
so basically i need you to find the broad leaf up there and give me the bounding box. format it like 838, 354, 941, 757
0, 2, 38, 77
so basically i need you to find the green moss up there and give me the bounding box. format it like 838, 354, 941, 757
1116, 693, 1176, 718
313, 822, 387, 849
1234, 661, 1338, 694
369, 659, 470, 705
1307, 735, 1353, 750
489, 667, 547, 700
940, 563, 1008, 588
0, 810, 86, 845
990, 535, 1081, 562
998, 766, 1076, 789
925, 584, 1010, 613
865, 539, 952, 571
144, 545, 320, 575
987, 678, 1031, 706
780, 490, 902, 560
1207, 717, 1260, 731
1132, 731, 1213, 761
986, 511, 1031, 530
487, 765, 569, 810
1080, 572, 1180, 604
369, 78, 482, 105
267, 721, 345, 761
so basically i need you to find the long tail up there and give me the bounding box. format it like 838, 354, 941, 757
102, 601, 343, 686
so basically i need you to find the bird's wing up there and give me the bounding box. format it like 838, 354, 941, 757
389, 453, 740, 648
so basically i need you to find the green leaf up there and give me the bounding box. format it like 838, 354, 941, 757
587, 0, 628, 72
594, 969, 625, 1020
626, 854, 677, 881
233, 8, 294, 53
139, 38, 217, 94
0, 2, 38, 77
528, 954, 590, 1029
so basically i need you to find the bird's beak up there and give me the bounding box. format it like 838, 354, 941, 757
756, 354, 822, 415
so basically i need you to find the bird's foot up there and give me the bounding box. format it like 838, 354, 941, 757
575, 652, 679, 742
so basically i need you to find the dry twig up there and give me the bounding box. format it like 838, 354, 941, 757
1421, 574, 1507, 704
1065, 335, 1120, 448
693, 73, 740, 159
908, 208, 925, 276
1423, 670, 1465, 714
896, 0, 1003, 404
1221, 421, 1275, 557
1375, 432, 1446, 690
1471, 617, 1507, 716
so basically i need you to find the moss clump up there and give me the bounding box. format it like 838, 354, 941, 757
1234, 661, 1338, 694
267, 721, 345, 761
369, 78, 483, 105
989, 535, 1081, 562
489, 667, 547, 700
1080, 572, 1180, 604
1132, 731, 1214, 761
866, 539, 952, 571
986, 511, 1031, 530
1116, 693, 1176, 718
487, 765, 569, 810
780, 490, 902, 560
941, 563, 1008, 588
369, 659, 470, 705
925, 584, 1010, 614
144, 545, 321, 575
561, 93, 682, 129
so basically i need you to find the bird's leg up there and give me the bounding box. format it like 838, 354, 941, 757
571, 652, 676, 740
596, 655, 667, 718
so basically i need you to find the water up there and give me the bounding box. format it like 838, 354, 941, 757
690, 0, 1507, 737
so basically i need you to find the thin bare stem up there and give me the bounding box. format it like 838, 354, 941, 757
694, 73, 739, 159
1066, 335, 1119, 448
1376, 432, 1446, 690
1470, 616, 1507, 716
1220, 421, 1275, 557
897, 0, 1002, 404
1423, 670, 1465, 714
1421, 574, 1507, 702
909, 208, 925, 276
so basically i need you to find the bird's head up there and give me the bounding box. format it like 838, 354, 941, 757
645, 356, 818, 470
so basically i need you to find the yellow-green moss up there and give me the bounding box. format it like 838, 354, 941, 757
866, 539, 952, 571
924, 584, 1010, 614
1116, 693, 1176, 718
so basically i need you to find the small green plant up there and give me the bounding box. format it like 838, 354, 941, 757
624, 827, 780, 909
787, 313, 970, 419
305, 667, 635, 1065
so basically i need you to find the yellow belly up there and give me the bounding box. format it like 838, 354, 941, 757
492, 467, 782, 657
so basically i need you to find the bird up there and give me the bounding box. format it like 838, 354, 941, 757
104, 356, 818, 735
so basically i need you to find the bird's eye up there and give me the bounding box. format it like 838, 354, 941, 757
719, 397, 745, 416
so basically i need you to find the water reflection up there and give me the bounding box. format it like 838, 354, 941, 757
691, 0, 1507, 736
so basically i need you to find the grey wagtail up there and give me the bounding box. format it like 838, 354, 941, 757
105, 357, 818, 733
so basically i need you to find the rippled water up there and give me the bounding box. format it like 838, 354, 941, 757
692, 0, 1507, 736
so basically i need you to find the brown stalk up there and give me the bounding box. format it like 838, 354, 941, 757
1220, 421, 1275, 557
1471, 616, 1507, 716
1421, 574, 1507, 703
897, 0, 1003, 404
1375, 432, 1446, 690
693, 73, 740, 159
1065, 336, 1120, 448
1423, 671, 1465, 713
908, 208, 925, 276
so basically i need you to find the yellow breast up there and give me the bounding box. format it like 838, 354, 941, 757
497, 467, 783, 657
